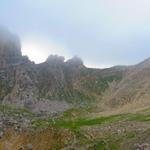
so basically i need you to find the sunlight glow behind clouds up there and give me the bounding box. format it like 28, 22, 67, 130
22, 37, 71, 63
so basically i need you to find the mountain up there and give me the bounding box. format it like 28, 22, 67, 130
0, 28, 150, 150
0, 29, 125, 112
0, 28, 150, 113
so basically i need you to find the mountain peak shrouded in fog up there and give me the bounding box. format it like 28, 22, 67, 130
0, 31, 150, 112
66, 56, 84, 67
0, 27, 85, 69
0, 27, 22, 68
46, 55, 65, 65
0, 27, 21, 55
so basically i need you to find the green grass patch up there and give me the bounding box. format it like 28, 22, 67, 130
88, 141, 107, 150
126, 132, 136, 139
31, 111, 150, 130
129, 114, 150, 122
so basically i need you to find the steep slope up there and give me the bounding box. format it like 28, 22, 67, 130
102, 58, 150, 110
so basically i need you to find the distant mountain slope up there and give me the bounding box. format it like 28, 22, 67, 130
102, 58, 150, 110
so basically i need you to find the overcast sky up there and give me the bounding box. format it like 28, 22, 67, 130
0, 0, 150, 68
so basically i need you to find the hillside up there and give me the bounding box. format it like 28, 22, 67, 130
101, 58, 150, 112
0, 28, 149, 150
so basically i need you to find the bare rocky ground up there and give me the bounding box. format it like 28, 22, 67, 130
0, 105, 149, 150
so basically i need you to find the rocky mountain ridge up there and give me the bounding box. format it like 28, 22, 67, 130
0, 28, 150, 113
